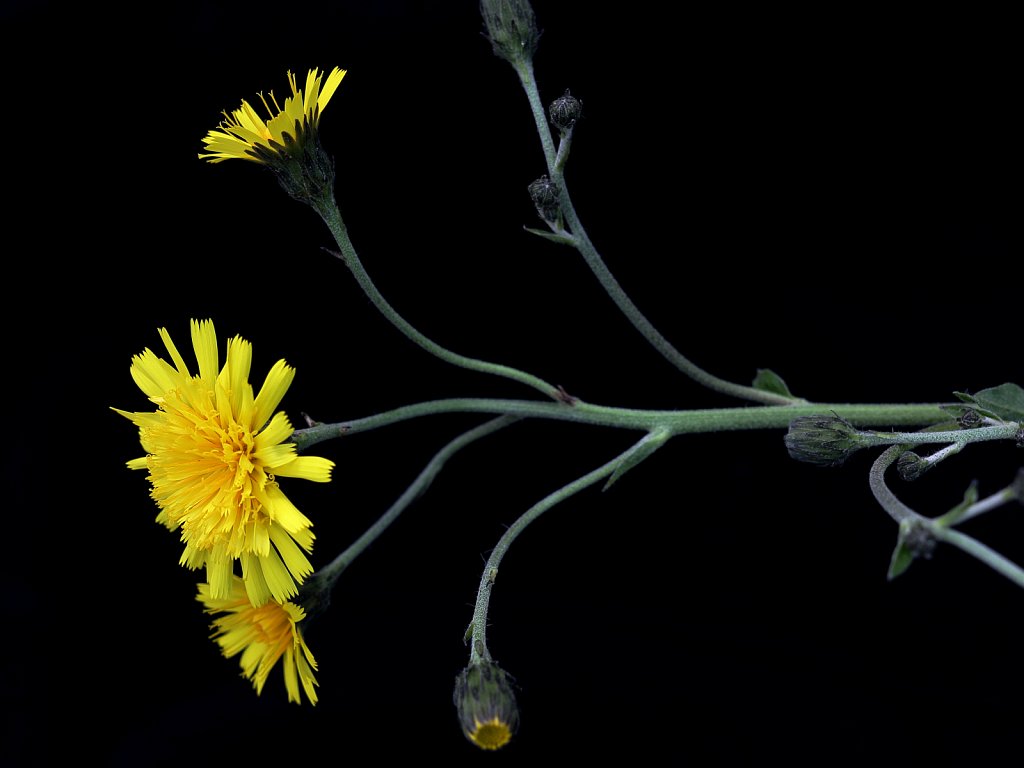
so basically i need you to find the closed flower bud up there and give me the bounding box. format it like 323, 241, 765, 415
784, 414, 867, 467
454, 661, 520, 751
480, 0, 540, 65
896, 451, 930, 482
958, 408, 983, 429
528, 175, 561, 223
549, 90, 582, 132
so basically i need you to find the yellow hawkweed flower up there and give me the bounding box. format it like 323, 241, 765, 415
115, 319, 334, 606
199, 67, 347, 164
454, 661, 520, 750
199, 577, 319, 705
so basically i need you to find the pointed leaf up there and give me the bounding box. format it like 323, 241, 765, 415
603, 429, 670, 491
523, 226, 576, 246
752, 368, 795, 398
936, 480, 980, 526
888, 541, 915, 580
972, 383, 1024, 422
953, 391, 978, 405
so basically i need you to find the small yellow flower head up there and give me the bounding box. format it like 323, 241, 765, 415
454, 661, 520, 751
114, 319, 334, 606
200, 68, 347, 209
198, 577, 319, 705
199, 67, 347, 165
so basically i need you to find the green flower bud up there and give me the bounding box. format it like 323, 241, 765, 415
528, 175, 560, 223
549, 89, 582, 132
784, 414, 867, 467
958, 408, 983, 429
454, 661, 520, 751
480, 0, 540, 65
896, 451, 931, 482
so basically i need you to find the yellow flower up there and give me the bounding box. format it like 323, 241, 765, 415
198, 577, 319, 705
199, 67, 347, 164
115, 319, 334, 606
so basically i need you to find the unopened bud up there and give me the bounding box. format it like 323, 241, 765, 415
454, 660, 520, 751
549, 90, 582, 132
480, 0, 540, 65
784, 414, 866, 467
896, 451, 931, 482
958, 408, 983, 429
528, 175, 560, 223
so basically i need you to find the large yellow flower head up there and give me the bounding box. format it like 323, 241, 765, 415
199, 577, 319, 705
115, 319, 334, 606
199, 67, 347, 164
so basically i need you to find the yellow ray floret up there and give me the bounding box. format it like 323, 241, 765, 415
198, 577, 319, 705
115, 320, 334, 606
199, 67, 347, 163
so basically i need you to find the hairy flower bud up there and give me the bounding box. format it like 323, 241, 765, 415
784, 414, 867, 467
549, 90, 582, 132
480, 0, 540, 65
454, 661, 520, 751
896, 451, 931, 482
528, 175, 560, 223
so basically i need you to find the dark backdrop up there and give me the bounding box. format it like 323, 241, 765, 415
5, 1, 1020, 765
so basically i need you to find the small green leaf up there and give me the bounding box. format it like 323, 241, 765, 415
523, 226, 576, 246
936, 480, 980, 526
972, 383, 1024, 422
888, 541, 915, 580
953, 391, 978, 405
752, 368, 795, 398
603, 429, 670, 491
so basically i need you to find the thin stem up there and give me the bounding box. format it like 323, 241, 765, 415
864, 424, 1020, 447
302, 416, 517, 610
291, 399, 950, 452
869, 446, 918, 524
515, 63, 798, 406
316, 199, 561, 401
870, 446, 1024, 589
931, 527, 1024, 589
945, 487, 1017, 526
468, 430, 659, 664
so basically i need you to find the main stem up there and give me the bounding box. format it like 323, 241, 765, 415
292, 399, 950, 452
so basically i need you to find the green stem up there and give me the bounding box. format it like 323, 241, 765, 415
869, 446, 917, 524
515, 63, 798, 406
468, 430, 659, 664
932, 527, 1024, 589
864, 424, 1020, 447
315, 199, 560, 400
870, 446, 1024, 589
300, 416, 517, 615
292, 399, 950, 452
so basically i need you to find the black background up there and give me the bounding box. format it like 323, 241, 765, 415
4, 1, 1020, 765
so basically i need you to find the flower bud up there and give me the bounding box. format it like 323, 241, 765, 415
784, 414, 866, 467
480, 0, 540, 65
896, 451, 932, 482
454, 660, 520, 751
958, 408, 983, 429
549, 90, 582, 132
528, 175, 560, 223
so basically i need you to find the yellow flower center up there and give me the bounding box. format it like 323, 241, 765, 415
148, 385, 270, 553
468, 718, 513, 750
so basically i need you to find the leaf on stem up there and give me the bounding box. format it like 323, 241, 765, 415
972, 383, 1024, 422
951, 383, 1024, 422
603, 430, 671, 491
752, 368, 796, 398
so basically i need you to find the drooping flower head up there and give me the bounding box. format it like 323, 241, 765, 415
199, 67, 347, 165
199, 577, 319, 705
115, 320, 334, 606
